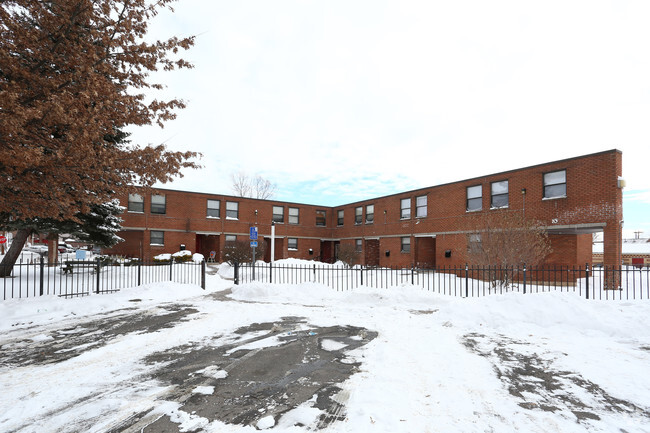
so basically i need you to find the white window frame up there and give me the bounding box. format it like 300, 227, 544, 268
288, 207, 299, 225
490, 180, 509, 209
272, 206, 284, 223
151, 194, 166, 214
365, 204, 374, 224
226, 201, 239, 219
416, 195, 427, 218
400, 198, 411, 219
288, 238, 298, 250
401, 236, 411, 253
150, 230, 164, 245
128, 193, 144, 213
207, 199, 220, 218
543, 170, 567, 199
467, 185, 482, 212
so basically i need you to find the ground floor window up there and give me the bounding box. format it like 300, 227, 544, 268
150, 230, 164, 245
355, 239, 363, 252
401, 236, 411, 253
288, 238, 298, 250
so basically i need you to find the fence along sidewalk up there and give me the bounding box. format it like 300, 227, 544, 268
233, 262, 650, 301
1, 257, 206, 300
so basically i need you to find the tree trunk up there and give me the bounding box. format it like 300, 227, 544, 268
0, 228, 32, 277
47, 233, 59, 266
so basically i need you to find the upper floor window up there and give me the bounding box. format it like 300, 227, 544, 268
207, 199, 220, 218
316, 210, 326, 226
365, 205, 374, 224
289, 207, 299, 224
467, 185, 482, 212
288, 238, 298, 250
355, 239, 363, 252
401, 236, 411, 253
355, 207, 362, 224
151, 194, 166, 214
272, 206, 284, 223
400, 198, 411, 219
543, 170, 566, 198
337, 210, 344, 226
491, 181, 509, 208
226, 201, 239, 219
128, 193, 144, 213
416, 195, 427, 218
150, 230, 164, 245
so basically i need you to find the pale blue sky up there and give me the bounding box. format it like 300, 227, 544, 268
128, 0, 650, 238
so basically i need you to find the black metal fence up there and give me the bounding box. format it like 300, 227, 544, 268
234, 262, 650, 300
1, 257, 206, 300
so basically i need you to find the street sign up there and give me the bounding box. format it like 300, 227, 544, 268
250, 241, 258, 248
0, 235, 6, 244
249, 227, 258, 240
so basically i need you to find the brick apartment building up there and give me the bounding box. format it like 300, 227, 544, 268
104, 150, 624, 268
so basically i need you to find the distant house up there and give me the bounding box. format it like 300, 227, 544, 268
593, 238, 650, 267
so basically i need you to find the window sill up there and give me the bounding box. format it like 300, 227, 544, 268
206, 216, 220, 219
401, 250, 411, 254
400, 217, 411, 221
466, 209, 482, 213
150, 243, 164, 247
490, 206, 509, 210
226, 217, 239, 220
542, 196, 567, 201
288, 248, 298, 251
128, 211, 144, 214
415, 215, 427, 219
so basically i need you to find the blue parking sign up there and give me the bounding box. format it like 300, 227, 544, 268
249, 226, 258, 240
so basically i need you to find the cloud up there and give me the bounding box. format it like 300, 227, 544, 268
128, 0, 650, 215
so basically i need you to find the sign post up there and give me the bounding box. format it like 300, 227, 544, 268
249, 227, 258, 281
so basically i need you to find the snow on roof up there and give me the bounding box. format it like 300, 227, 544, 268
593, 239, 650, 254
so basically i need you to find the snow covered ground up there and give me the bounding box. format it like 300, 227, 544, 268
1, 260, 649, 432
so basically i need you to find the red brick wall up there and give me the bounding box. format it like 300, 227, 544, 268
105, 150, 622, 266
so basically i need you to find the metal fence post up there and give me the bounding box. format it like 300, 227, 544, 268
313, 263, 316, 282
95, 257, 101, 294
523, 263, 527, 294
169, 258, 174, 281
585, 263, 590, 300
137, 260, 142, 287
465, 263, 469, 298
270, 261, 273, 284
39, 256, 45, 296
411, 265, 415, 285
201, 260, 206, 290
234, 262, 239, 285
361, 266, 364, 286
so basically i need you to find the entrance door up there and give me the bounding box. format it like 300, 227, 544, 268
415, 237, 436, 268
365, 239, 380, 267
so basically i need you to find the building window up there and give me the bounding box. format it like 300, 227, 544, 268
151, 194, 166, 214
416, 195, 427, 218
289, 207, 299, 224
491, 180, 509, 208
225, 234, 237, 247
128, 194, 144, 213
272, 206, 284, 223
467, 185, 482, 212
316, 210, 326, 226
355, 239, 363, 252
467, 233, 482, 252
544, 170, 566, 198
337, 210, 344, 226
400, 198, 411, 219
288, 238, 298, 250
207, 199, 220, 218
355, 207, 362, 224
401, 236, 411, 253
226, 201, 239, 219
150, 230, 164, 245
366, 205, 374, 224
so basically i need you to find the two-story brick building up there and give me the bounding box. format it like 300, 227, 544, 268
104, 150, 624, 268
